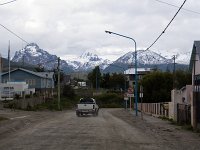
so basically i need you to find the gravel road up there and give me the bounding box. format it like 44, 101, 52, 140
0, 108, 199, 150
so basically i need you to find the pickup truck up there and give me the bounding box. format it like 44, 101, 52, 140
76, 98, 99, 116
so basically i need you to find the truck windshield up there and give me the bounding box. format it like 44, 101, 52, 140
80, 98, 95, 104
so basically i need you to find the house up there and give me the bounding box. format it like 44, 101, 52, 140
1, 68, 55, 95
189, 41, 200, 128
124, 67, 152, 87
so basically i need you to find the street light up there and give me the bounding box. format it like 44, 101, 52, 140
105, 30, 138, 116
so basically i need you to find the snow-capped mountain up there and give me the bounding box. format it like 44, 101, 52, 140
115, 50, 172, 65
12, 43, 57, 67
12, 43, 111, 72
12, 43, 74, 72
12, 43, 188, 73
67, 51, 112, 71
103, 50, 184, 73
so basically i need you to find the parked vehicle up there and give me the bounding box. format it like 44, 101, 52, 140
76, 98, 99, 116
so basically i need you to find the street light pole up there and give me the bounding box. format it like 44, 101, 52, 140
105, 30, 138, 116
57, 57, 61, 110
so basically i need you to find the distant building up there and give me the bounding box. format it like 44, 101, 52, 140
124, 68, 152, 87
71, 72, 88, 81
62, 74, 71, 86
1, 68, 55, 95
78, 82, 87, 87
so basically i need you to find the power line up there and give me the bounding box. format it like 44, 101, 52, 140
146, 0, 187, 51
0, 0, 17, 5
154, 0, 200, 15
0, 23, 29, 44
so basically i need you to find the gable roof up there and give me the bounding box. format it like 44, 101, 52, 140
1, 68, 54, 79
189, 41, 200, 71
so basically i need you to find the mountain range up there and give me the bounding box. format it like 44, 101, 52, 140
11, 43, 189, 73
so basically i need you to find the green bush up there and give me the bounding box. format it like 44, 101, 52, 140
32, 97, 79, 111
14, 94, 21, 99
62, 85, 76, 98
25, 94, 31, 98
94, 93, 123, 108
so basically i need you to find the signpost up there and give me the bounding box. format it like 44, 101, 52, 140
127, 87, 134, 111
124, 93, 128, 110
140, 86, 143, 119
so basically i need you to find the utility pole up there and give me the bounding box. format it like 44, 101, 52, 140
57, 57, 61, 110
172, 55, 176, 89
96, 69, 97, 90
8, 41, 11, 98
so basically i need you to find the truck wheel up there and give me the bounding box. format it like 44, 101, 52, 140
93, 110, 98, 116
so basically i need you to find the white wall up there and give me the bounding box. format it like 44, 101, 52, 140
0, 82, 30, 98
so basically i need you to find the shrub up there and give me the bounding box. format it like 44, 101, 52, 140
25, 94, 31, 98
62, 85, 76, 98
14, 94, 21, 99
94, 93, 123, 108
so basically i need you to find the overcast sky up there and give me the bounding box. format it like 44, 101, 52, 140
0, 0, 199, 63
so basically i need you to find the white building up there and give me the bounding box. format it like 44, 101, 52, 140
0, 82, 35, 100
124, 68, 152, 87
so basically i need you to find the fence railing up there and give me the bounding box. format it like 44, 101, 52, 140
138, 102, 169, 118
3, 96, 46, 110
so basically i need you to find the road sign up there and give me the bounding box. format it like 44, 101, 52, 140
128, 87, 133, 94
124, 93, 128, 97
127, 93, 134, 97
124, 97, 129, 101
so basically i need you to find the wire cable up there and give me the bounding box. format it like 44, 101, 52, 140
0, 23, 29, 44
146, 0, 187, 51
154, 0, 200, 15
0, 0, 17, 5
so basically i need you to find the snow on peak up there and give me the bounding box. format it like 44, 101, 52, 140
79, 51, 101, 61
115, 50, 172, 65
67, 51, 112, 71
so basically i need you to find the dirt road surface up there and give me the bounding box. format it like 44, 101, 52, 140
0, 108, 199, 150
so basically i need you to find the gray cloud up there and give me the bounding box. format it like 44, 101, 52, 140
0, 0, 199, 62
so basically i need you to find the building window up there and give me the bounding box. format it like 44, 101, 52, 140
26, 79, 35, 85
